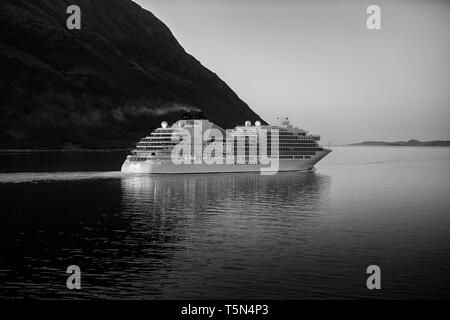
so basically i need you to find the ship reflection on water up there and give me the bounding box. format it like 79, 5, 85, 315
120, 171, 330, 229
117, 172, 332, 299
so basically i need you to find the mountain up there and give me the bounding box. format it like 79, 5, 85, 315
350, 140, 450, 147
0, 0, 265, 149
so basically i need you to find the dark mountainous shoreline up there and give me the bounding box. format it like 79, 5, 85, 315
0, 0, 265, 149
350, 139, 450, 147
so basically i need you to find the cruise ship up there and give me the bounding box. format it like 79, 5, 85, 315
121, 112, 331, 174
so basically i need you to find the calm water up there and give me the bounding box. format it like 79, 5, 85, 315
0, 147, 449, 299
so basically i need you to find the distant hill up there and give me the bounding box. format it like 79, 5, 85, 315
350, 139, 450, 147
0, 0, 265, 149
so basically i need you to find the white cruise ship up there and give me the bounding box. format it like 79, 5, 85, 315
121, 111, 331, 174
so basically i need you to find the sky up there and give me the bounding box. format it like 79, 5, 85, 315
134, 0, 449, 144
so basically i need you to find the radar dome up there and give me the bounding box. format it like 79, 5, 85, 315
161, 121, 168, 128
255, 121, 261, 127
245, 121, 251, 127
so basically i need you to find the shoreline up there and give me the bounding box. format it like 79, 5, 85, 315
347, 144, 450, 147
0, 148, 130, 153
1, 146, 449, 153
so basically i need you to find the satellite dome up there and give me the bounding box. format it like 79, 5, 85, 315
161, 121, 168, 128
245, 121, 251, 127
255, 121, 261, 127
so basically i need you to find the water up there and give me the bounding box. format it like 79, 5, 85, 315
0, 147, 449, 299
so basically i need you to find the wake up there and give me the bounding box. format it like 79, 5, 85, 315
0, 171, 123, 183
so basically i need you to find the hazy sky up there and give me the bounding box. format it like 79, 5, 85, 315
134, 0, 449, 144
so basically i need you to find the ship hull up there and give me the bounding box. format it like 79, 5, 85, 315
121, 149, 331, 174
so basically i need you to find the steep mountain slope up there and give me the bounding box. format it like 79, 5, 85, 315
0, 0, 264, 149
